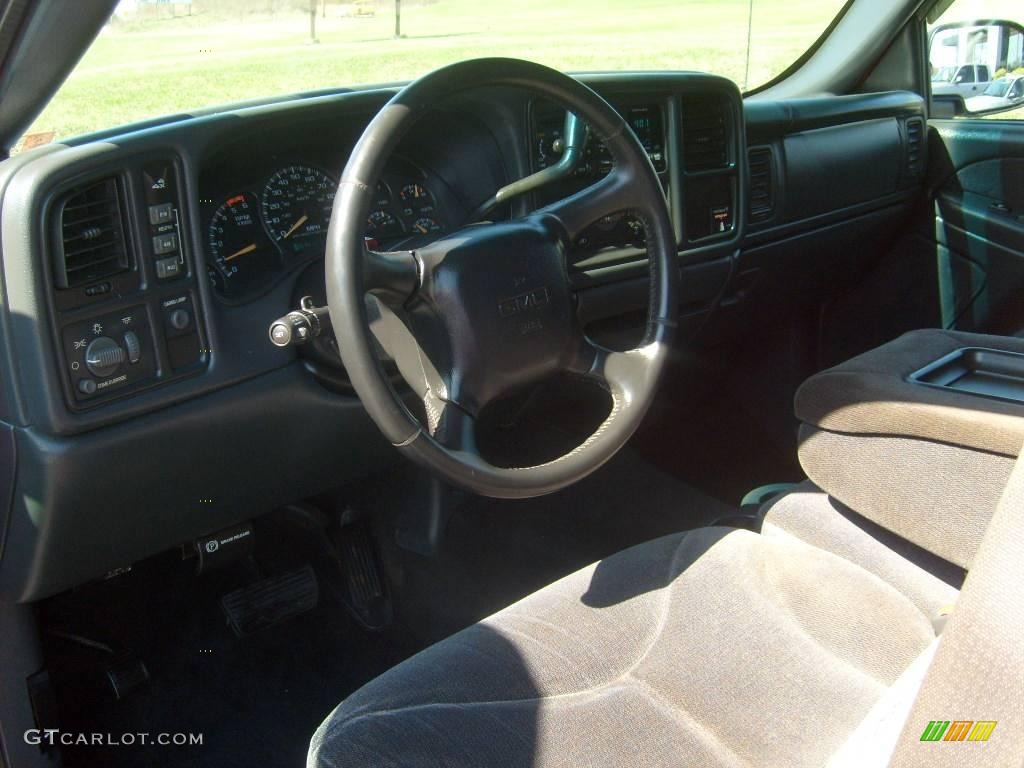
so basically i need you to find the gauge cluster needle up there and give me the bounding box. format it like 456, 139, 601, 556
224, 243, 257, 261
282, 214, 309, 239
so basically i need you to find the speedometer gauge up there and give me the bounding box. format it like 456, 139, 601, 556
261, 165, 336, 257
207, 192, 277, 298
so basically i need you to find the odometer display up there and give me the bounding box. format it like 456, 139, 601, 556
207, 192, 277, 298
261, 165, 336, 257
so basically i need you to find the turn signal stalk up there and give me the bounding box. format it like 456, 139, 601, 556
268, 296, 332, 348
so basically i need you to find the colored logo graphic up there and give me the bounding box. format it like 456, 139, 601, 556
920, 721, 997, 742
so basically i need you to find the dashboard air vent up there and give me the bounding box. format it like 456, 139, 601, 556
748, 147, 775, 223
682, 98, 730, 172
905, 117, 924, 179
55, 178, 130, 289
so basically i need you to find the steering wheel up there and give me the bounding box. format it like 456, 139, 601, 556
325, 58, 677, 499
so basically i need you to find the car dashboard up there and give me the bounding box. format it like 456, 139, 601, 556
201, 145, 461, 303
0, 73, 926, 601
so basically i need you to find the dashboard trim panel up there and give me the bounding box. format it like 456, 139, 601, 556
0, 75, 927, 602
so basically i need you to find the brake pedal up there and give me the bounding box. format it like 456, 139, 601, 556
221, 565, 318, 637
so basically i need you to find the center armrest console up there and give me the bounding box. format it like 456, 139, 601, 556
794, 329, 1024, 570
910, 347, 1024, 405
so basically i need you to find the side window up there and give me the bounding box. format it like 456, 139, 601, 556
929, 1, 1024, 119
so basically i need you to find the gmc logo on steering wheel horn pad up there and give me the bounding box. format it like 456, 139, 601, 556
498, 287, 550, 318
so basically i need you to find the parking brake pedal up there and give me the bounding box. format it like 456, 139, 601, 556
221, 565, 318, 637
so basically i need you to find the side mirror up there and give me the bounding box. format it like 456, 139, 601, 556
929, 19, 1024, 116
931, 94, 968, 118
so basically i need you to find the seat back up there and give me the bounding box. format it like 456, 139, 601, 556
826, 444, 1023, 767
886, 442, 1024, 766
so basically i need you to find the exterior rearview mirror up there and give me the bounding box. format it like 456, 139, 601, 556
930, 19, 1024, 117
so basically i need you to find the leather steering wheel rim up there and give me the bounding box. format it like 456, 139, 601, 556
325, 57, 678, 499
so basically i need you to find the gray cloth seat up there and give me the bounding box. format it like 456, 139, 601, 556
310, 514, 952, 767
760, 483, 962, 617
793, 329, 1024, 570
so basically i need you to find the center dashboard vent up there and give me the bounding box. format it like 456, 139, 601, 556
748, 147, 775, 223
54, 177, 131, 289
682, 97, 730, 172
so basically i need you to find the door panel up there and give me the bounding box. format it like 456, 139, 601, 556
929, 120, 1024, 334
814, 119, 1024, 369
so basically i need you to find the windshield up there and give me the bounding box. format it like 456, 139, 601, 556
984, 78, 1012, 96
17, 0, 848, 151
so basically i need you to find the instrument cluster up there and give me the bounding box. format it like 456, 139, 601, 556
204, 161, 449, 301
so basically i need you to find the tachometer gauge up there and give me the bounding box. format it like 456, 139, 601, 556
261, 165, 336, 257
207, 193, 277, 297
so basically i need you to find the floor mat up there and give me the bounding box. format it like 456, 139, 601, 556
39, 448, 733, 767
634, 381, 805, 506
376, 447, 737, 645
39, 519, 418, 768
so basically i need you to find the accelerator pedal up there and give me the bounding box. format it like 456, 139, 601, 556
337, 524, 392, 631
221, 565, 318, 637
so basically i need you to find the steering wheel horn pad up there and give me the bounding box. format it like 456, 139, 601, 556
412, 215, 575, 415
326, 58, 678, 498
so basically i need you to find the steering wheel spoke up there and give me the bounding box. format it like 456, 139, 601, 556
539, 169, 636, 242
364, 246, 419, 307
430, 399, 478, 454
570, 335, 659, 399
